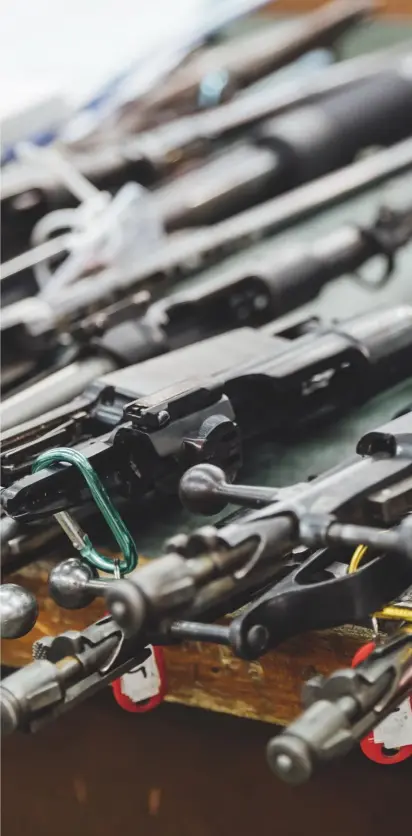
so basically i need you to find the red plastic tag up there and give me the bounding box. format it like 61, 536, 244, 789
352, 641, 412, 764
112, 645, 166, 713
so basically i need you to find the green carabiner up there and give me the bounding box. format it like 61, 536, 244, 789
32, 447, 138, 575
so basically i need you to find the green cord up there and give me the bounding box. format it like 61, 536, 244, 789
32, 447, 138, 575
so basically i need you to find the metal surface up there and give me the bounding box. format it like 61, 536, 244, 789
4, 199, 412, 431
37, 138, 412, 316
105, 541, 255, 637
130, 0, 375, 126
48, 558, 102, 609
168, 621, 231, 644
0, 584, 38, 639
152, 63, 412, 228
229, 547, 412, 658
3, 306, 412, 522
267, 632, 412, 784
126, 45, 412, 179
0, 356, 115, 431
179, 463, 279, 515
0, 516, 20, 554
3, 42, 410, 206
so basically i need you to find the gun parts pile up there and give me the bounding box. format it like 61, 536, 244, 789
1, 0, 412, 786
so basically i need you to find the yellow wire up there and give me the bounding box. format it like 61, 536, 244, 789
349, 544, 368, 574
348, 545, 412, 624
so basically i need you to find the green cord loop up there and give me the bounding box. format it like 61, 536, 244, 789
32, 447, 138, 575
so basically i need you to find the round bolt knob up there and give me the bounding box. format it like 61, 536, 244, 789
0, 584, 38, 638
266, 736, 313, 786
179, 464, 229, 515
49, 558, 99, 609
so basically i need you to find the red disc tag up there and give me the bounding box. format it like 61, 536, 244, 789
112, 645, 166, 713
352, 641, 412, 764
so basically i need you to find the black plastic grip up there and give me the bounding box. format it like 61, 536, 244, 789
257, 67, 412, 183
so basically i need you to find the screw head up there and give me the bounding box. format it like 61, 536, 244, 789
157, 410, 170, 428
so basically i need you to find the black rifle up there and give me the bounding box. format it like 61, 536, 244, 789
3, 41, 406, 230
3, 137, 412, 334
2, 306, 412, 524
5, 66, 412, 309
2, 198, 412, 421
115, 44, 411, 184
5, 58, 412, 254
149, 60, 412, 229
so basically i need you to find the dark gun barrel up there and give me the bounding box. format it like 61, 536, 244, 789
2, 305, 412, 522
5, 137, 412, 330
8, 61, 412, 239
2, 197, 412, 425
152, 61, 412, 228
1, 3, 379, 199
164, 202, 412, 325
128, 43, 411, 181
2, 44, 409, 270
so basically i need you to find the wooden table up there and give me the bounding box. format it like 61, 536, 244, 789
2, 558, 376, 725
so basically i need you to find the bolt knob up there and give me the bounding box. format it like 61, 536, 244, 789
49, 558, 99, 609
0, 584, 38, 638
266, 735, 312, 786
179, 464, 229, 515
105, 579, 146, 638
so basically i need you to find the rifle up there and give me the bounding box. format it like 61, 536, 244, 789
267, 631, 412, 784
4, 56, 412, 255
113, 0, 375, 132
2, 198, 412, 423
123, 43, 411, 182
2, 305, 412, 525
149, 60, 412, 229
3, 40, 406, 224
2, 412, 412, 736
3, 137, 412, 330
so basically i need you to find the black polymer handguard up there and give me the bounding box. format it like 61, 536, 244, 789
2, 305, 412, 522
